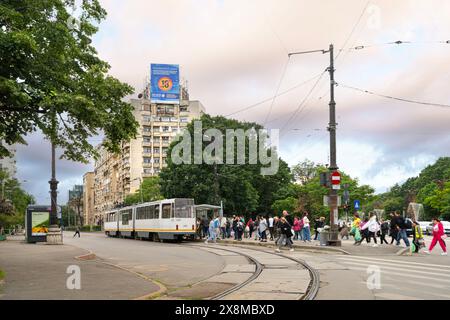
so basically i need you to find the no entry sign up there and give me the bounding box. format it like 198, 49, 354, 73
331, 171, 341, 189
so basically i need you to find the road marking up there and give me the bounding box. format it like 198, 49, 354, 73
347, 266, 450, 284
336, 257, 450, 275
341, 260, 449, 279
375, 292, 423, 300
336, 255, 450, 269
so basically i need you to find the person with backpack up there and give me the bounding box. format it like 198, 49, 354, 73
314, 216, 324, 241
246, 217, 254, 239
380, 218, 389, 245
254, 216, 260, 240
259, 216, 268, 242
411, 220, 425, 254
394, 211, 410, 247
389, 213, 398, 244
232, 216, 238, 240
275, 217, 294, 252
236, 217, 244, 241
205, 216, 220, 244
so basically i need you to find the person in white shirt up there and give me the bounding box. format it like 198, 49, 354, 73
268, 216, 274, 240
302, 212, 311, 242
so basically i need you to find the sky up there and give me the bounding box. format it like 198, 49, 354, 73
15, 0, 450, 204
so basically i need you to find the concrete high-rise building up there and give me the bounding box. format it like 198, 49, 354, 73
0, 142, 17, 178
92, 94, 206, 222
83, 172, 95, 225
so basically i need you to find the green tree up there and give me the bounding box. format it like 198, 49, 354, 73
0, 0, 138, 161
0, 169, 34, 228
160, 114, 291, 216
124, 176, 164, 205
272, 197, 298, 215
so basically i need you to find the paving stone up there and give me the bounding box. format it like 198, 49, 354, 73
222, 264, 256, 273
203, 272, 252, 284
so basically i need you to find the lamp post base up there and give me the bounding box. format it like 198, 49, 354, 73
327, 226, 342, 247
46, 226, 63, 245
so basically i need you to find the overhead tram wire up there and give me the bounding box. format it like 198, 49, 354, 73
263, 57, 291, 126
279, 70, 327, 138
337, 82, 450, 109
224, 72, 323, 117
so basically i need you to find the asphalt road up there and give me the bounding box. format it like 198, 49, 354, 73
64, 232, 225, 290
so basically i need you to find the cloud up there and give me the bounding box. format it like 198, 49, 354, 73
15, 0, 450, 203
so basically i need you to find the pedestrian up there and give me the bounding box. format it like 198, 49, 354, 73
394, 211, 410, 247
314, 216, 324, 241
282, 210, 294, 246
351, 213, 362, 245
254, 216, 260, 240
302, 212, 311, 242
73, 226, 81, 238
273, 216, 281, 244
268, 215, 274, 241
226, 217, 232, 238
356, 217, 370, 245
389, 213, 398, 245
205, 215, 220, 244
380, 218, 389, 244
424, 218, 447, 255
220, 216, 227, 239
361, 213, 380, 247
236, 217, 244, 241
411, 220, 425, 254
246, 217, 254, 239
293, 217, 301, 240
275, 217, 294, 252
232, 216, 238, 240
339, 220, 349, 240
259, 216, 268, 242
202, 215, 209, 239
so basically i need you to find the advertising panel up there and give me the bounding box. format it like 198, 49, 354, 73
150, 64, 180, 104
31, 211, 49, 236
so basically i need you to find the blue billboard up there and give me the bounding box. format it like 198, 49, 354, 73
150, 64, 180, 104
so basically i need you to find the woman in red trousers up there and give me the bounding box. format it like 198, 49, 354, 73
424, 218, 447, 256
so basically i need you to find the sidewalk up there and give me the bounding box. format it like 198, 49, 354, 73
215, 235, 404, 256
0, 240, 160, 300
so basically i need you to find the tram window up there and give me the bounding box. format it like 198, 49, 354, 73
155, 205, 160, 219
162, 204, 172, 219
149, 205, 155, 219
175, 199, 193, 218
121, 210, 131, 225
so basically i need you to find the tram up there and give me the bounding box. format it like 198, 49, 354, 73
104, 198, 221, 241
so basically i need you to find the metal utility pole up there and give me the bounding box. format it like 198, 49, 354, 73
327, 44, 341, 246
288, 43, 341, 246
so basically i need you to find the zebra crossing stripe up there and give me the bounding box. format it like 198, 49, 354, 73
336, 255, 450, 269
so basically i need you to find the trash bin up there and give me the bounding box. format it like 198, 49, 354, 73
320, 230, 329, 246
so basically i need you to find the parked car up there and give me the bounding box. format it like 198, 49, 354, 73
426, 221, 450, 235
418, 221, 431, 234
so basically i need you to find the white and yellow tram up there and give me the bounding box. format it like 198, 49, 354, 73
104, 198, 220, 241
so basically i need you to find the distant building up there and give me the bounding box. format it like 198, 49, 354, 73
0, 142, 17, 178
92, 91, 206, 222
83, 172, 95, 225
68, 185, 84, 226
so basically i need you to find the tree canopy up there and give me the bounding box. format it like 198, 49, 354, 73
124, 176, 164, 205
160, 114, 292, 216
0, 0, 138, 161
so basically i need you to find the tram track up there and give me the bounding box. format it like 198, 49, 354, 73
184, 243, 320, 300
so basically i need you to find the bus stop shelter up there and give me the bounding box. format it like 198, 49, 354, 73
194, 204, 222, 220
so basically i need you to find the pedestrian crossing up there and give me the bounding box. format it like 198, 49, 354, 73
334, 255, 450, 300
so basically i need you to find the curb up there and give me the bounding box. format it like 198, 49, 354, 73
216, 239, 351, 255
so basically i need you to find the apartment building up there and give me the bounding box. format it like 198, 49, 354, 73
92, 95, 205, 222
82, 172, 95, 225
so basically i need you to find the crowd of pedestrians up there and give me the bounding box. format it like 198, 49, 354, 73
198, 210, 448, 256
198, 210, 325, 251
349, 211, 447, 255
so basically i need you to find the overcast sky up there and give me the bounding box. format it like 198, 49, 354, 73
16, 0, 450, 204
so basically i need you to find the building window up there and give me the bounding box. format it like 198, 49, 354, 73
162, 126, 170, 132
180, 117, 189, 123
143, 168, 152, 174
143, 126, 151, 132
142, 104, 151, 111
161, 116, 170, 122
154, 158, 160, 164
162, 136, 170, 142
153, 126, 160, 132
153, 147, 160, 154
162, 147, 168, 155
143, 157, 152, 163
180, 106, 188, 112
143, 147, 152, 154
143, 115, 151, 122
143, 136, 152, 143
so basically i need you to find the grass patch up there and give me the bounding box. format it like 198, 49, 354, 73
0, 269, 5, 281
